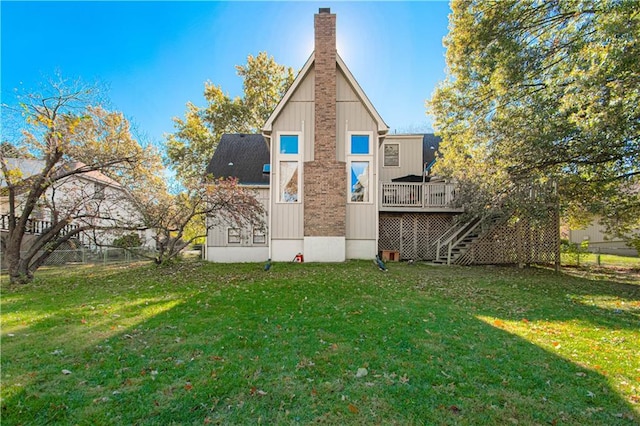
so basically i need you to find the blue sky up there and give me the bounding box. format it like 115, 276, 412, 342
1, 1, 451, 147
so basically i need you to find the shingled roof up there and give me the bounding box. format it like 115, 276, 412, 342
205, 134, 270, 186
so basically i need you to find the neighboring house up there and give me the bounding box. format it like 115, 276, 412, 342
0, 158, 154, 251
205, 8, 559, 265
569, 221, 639, 256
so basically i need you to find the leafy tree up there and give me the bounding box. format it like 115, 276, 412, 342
166, 52, 294, 182
428, 0, 639, 237
112, 232, 143, 249
129, 176, 265, 264
1, 76, 157, 284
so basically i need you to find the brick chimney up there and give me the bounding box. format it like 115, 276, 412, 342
303, 8, 346, 247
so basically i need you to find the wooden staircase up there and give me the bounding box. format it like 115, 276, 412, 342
432, 213, 504, 265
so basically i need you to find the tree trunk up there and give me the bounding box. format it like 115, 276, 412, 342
5, 240, 33, 284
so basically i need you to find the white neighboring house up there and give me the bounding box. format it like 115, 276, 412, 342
0, 158, 154, 251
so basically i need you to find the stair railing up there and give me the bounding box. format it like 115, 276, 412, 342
446, 214, 492, 264
434, 216, 479, 261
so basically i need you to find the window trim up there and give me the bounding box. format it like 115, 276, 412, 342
93, 182, 106, 200
383, 143, 400, 167
346, 131, 374, 205
252, 227, 267, 245
227, 228, 241, 244
275, 131, 303, 204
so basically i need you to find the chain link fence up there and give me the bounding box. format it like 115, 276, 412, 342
2, 247, 159, 270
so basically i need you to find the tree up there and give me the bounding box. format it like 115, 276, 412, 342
1, 76, 156, 284
129, 176, 265, 264
428, 0, 639, 236
166, 52, 294, 182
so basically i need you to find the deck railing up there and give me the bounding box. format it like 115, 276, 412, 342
0, 214, 79, 236
380, 182, 457, 210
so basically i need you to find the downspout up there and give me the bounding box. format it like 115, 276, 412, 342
263, 133, 273, 260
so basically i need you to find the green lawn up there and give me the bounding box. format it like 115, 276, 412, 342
2, 260, 639, 425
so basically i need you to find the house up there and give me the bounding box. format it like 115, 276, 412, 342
0, 158, 154, 252
205, 134, 270, 262
568, 221, 638, 257
205, 8, 559, 265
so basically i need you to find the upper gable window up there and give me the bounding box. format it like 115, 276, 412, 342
277, 132, 302, 203
384, 143, 399, 167
280, 135, 299, 154
93, 183, 106, 200
350, 135, 370, 155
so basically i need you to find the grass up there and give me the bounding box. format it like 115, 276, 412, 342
1, 260, 639, 425
561, 252, 640, 269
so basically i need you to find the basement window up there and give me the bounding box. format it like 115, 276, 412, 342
227, 228, 241, 244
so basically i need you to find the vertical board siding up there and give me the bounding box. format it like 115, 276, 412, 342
337, 102, 377, 163
271, 203, 303, 239
347, 203, 377, 239
379, 136, 424, 182
337, 69, 359, 101
290, 68, 314, 102
337, 68, 378, 240
207, 188, 270, 247
270, 67, 313, 240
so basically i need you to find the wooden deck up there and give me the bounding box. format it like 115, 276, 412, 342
379, 182, 462, 212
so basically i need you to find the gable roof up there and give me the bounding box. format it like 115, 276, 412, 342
422, 134, 441, 170
262, 52, 389, 135
205, 134, 270, 186
1, 158, 121, 188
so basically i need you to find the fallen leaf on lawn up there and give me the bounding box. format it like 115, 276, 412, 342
348, 403, 359, 414
493, 319, 505, 328
356, 368, 368, 378
81, 318, 87, 324
184, 382, 193, 391
449, 405, 461, 414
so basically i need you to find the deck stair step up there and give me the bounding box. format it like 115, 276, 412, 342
432, 213, 505, 265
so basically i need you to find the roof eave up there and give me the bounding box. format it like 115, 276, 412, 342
262, 53, 316, 134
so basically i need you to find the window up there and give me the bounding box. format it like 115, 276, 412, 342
280, 135, 299, 154
93, 183, 105, 200
350, 161, 370, 202
347, 133, 373, 203
384, 143, 399, 167
279, 161, 299, 202
227, 228, 241, 244
350, 134, 370, 154
276, 133, 301, 203
253, 228, 266, 244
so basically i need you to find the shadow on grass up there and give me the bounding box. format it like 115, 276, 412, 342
1, 261, 638, 424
